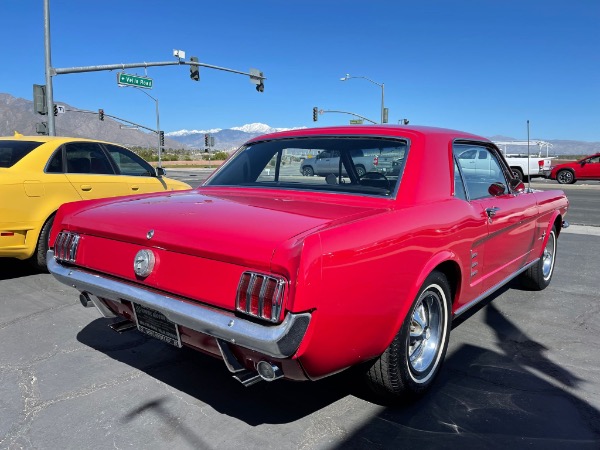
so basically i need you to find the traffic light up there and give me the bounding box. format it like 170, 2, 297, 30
33, 84, 47, 115
98, 109, 104, 121
53, 104, 58, 117
204, 134, 209, 147
313, 107, 318, 122
190, 56, 199, 81
159, 131, 165, 147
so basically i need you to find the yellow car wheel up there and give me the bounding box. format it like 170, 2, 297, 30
29, 215, 54, 272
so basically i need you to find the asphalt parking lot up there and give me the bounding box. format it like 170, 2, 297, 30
1, 178, 599, 449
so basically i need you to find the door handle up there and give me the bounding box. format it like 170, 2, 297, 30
485, 207, 500, 219
131, 185, 140, 191
80, 185, 92, 192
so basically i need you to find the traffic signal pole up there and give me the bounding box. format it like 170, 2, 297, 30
43, 0, 56, 136
42, 0, 266, 136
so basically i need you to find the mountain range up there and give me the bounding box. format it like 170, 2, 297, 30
1, 93, 598, 156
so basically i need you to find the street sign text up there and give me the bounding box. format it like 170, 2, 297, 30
117, 73, 153, 89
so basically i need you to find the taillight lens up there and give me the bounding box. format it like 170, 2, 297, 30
538, 160, 544, 168
373, 155, 379, 166
54, 231, 80, 263
236, 272, 286, 323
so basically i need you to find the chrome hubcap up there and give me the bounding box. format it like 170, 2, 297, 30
542, 231, 556, 280
409, 290, 443, 375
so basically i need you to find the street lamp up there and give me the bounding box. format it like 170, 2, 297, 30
340, 74, 386, 124
120, 86, 162, 168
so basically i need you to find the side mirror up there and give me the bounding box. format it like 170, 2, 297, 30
488, 182, 506, 197
509, 179, 526, 193
156, 167, 166, 177
580, 161, 586, 167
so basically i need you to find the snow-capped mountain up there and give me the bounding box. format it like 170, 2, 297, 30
166, 123, 306, 151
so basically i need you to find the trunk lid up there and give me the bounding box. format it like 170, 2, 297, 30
64, 188, 388, 268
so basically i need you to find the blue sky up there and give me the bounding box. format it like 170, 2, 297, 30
1, 0, 599, 141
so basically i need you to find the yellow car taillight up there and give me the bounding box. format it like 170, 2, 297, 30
236, 272, 286, 323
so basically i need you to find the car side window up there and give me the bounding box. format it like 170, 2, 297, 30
454, 144, 507, 200
104, 144, 154, 177
46, 148, 64, 173
64, 142, 114, 174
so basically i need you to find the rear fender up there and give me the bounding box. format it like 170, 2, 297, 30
390, 250, 460, 332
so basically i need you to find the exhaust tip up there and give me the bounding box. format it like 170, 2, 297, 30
79, 292, 94, 308
256, 361, 283, 382
233, 370, 262, 387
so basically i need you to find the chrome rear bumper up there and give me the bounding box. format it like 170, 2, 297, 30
47, 250, 310, 359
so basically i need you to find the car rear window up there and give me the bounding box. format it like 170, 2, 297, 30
206, 136, 409, 197
0, 141, 44, 168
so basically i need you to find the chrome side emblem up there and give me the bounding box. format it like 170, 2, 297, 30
134, 249, 155, 278
146, 229, 154, 240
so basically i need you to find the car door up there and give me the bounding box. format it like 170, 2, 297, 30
313, 150, 337, 176
63, 142, 129, 199
455, 143, 538, 292
456, 148, 478, 174
103, 144, 168, 194
577, 155, 600, 179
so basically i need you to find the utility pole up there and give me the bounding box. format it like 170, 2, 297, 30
43, 0, 55, 136
41, 0, 266, 137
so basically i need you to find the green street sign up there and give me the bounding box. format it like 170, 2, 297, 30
117, 73, 153, 89
349, 119, 363, 124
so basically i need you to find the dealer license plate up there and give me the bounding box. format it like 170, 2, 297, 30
132, 303, 182, 348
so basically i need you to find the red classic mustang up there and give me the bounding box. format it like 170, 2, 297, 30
48, 125, 569, 401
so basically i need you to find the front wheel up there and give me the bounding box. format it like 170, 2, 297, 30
556, 169, 575, 184
302, 166, 314, 177
365, 271, 451, 401
520, 225, 557, 290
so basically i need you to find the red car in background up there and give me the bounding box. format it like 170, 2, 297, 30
47, 125, 569, 402
549, 153, 600, 184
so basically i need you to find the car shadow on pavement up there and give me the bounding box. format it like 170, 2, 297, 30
76, 318, 354, 426
76, 294, 600, 448
337, 302, 600, 448
0, 257, 39, 280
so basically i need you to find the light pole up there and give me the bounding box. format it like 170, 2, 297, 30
340, 74, 385, 124
120, 86, 162, 168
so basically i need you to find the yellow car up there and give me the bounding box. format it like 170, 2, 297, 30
0, 135, 191, 269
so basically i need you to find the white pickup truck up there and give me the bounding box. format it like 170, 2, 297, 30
457, 147, 552, 181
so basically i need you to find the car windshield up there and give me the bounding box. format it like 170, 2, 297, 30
206, 136, 408, 197
0, 140, 44, 168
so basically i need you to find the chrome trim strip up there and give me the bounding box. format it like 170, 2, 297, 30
47, 251, 311, 359
455, 258, 538, 317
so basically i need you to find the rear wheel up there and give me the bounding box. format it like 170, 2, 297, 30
365, 271, 451, 401
520, 225, 557, 290
302, 166, 314, 177
511, 167, 524, 182
28, 215, 54, 272
556, 169, 575, 184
